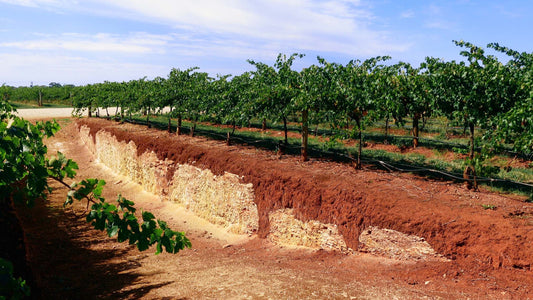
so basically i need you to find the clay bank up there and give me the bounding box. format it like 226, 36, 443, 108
76, 118, 533, 269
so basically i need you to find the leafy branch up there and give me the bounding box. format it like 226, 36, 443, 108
1, 103, 191, 298
0, 258, 31, 299
46, 150, 192, 255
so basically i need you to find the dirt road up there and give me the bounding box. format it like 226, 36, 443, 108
16, 107, 85, 119
17, 115, 532, 299
15, 107, 170, 120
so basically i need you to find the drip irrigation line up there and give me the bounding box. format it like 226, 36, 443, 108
314, 144, 533, 189
366, 158, 533, 187
120, 118, 533, 190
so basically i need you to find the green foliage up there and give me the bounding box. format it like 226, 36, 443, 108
491, 97, 533, 154
319, 136, 343, 152
46, 152, 78, 180
5, 84, 74, 108
452, 147, 468, 155
86, 195, 191, 254
387, 61, 433, 146
464, 147, 500, 178
55, 155, 192, 255
406, 153, 427, 165
65, 178, 106, 205
0, 258, 30, 300
486, 42, 533, 154
0, 85, 12, 103
0, 108, 60, 206
1, 98, 191, 295
481, 204, 497, 210
5, 42, 533, 162
248, 54, 305, 134
64, 177, 192, 254
41, 45, 533, 187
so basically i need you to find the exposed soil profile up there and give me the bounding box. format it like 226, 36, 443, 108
77, 118, 533, 269
18, 117, 533, 298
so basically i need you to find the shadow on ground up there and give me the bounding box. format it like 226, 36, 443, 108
17, 193, 174, 300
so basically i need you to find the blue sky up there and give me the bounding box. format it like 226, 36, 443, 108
0, 0, 531, 86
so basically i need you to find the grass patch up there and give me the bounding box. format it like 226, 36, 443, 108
481, 204, 497, 210
499, 168, 533, 184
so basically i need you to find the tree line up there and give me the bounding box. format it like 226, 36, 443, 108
1, 82, 75, 106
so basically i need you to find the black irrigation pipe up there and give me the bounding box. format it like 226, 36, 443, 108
318, 147, 533, 192
386, 135, 533, 161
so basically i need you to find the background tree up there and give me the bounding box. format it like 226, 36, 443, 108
0, 84, 12, 102
248, 53, 304, 146
167, 67, 199, 135
185, 71, 211, 137
72, 84, 97, 117
211, 73, 253, 144
133, 78, 155, 127
374, 64, 404, 142
393, 62, 432, 148
105, 81, 125, 118
487, 43, 533, 155
296, 63, 333, 161
425, 41, 516, 189
330, 56, 390, 168
246, 60, 276, 132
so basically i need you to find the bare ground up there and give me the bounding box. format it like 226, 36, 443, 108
16, 117, 533, 299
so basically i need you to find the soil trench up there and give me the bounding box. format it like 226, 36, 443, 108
76, 118, 533, 270
18, 117, 533, 298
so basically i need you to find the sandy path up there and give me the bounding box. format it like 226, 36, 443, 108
15, 107, 171, 120
15, 107, 87, 119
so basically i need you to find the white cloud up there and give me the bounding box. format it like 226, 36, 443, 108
0, 0, 76, 7
88, 0, 409, 56
427, 4, 443, 15
1, 0, 411, 56
421, 4, 456, 31
400, 10, 415, 19
0, 0, 414, 84
0, 0, 49, 7
0, 52, 169, 86
0, 32, 171, 54
0, 0, 79, 13
425, 20, 455, 30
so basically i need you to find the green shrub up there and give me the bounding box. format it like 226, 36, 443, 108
0, 258, 30, 300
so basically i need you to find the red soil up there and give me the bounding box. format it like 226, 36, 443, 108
77, 118, 533, 296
